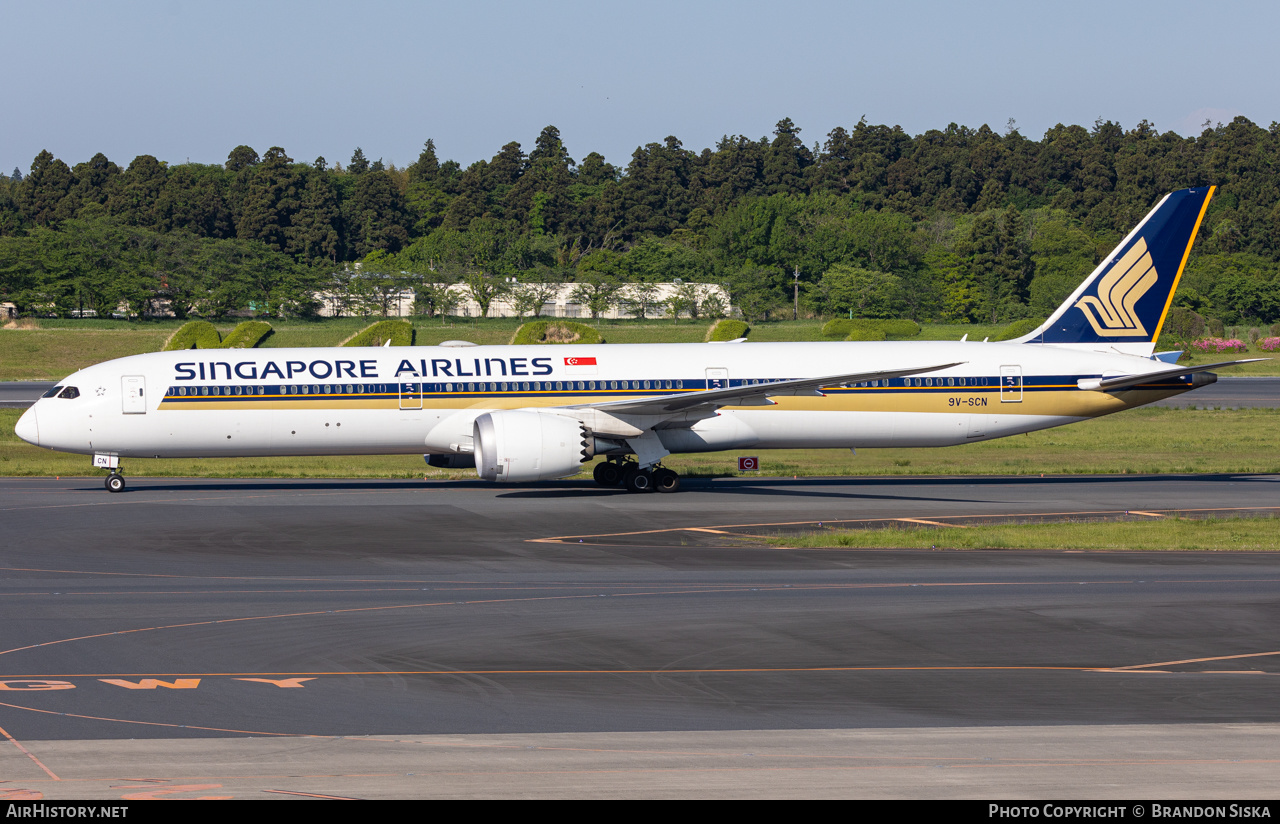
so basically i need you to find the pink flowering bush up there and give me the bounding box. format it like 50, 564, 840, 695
1257, 337, 1280, 352
1189, 337, 1248, 353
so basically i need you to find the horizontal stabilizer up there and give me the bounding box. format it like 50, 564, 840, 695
1076, 359, 1267, 392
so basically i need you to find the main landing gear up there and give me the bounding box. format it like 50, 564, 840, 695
105, 471, 125, 493
593, 459, 681, 494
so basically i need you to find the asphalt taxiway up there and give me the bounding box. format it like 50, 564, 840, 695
2, 474, 1279, 798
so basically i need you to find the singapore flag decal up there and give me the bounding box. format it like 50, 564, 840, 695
564, 356, 598, 375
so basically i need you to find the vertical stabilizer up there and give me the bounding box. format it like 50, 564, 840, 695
1015, 187, 1214, 356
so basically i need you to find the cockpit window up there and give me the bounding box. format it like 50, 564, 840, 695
42, 386, 63, 398
57, 386, 80, 399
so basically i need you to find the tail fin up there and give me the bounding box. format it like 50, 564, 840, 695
1016, 186, 1214, 355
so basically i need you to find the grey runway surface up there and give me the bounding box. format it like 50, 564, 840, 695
1148, 376, 1280, 407
4, 376, 1280, 408
2, 474, 1280, 797
0, 381, 54, 408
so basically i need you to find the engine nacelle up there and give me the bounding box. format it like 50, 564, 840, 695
473, 410, 591, 482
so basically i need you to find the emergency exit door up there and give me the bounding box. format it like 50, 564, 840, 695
121, 376, 147, 414
399, 381, 423, 410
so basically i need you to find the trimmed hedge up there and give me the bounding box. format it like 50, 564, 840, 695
220, 321, 273, 349
341, 319, 415, 347
878, 319, 921, 338
163, 321, 221, 350
510, 320, 604, 345
822, 318, 921, 341
845, 326, 886, 341
821, 318, 856, 339
992, 318, 1044, 341
706, 319, 750, 341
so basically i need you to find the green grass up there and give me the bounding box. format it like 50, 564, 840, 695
770, 517, 1280, 551
3, 406, 1278, 479
3, 317, 1277, 381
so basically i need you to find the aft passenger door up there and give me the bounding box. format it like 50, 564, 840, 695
1000, 366, 1023, 403
121, 376, 146, 414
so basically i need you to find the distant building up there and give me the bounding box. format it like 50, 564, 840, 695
315, 281, 732, 320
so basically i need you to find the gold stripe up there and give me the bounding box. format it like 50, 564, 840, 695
1153, 186, 1215, 342
158, 387, 1195, 418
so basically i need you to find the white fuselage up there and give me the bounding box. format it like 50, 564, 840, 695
16, 340, 1201, 461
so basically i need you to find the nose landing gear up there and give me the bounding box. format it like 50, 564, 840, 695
105, 472, 125, 493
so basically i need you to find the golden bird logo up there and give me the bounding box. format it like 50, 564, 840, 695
1074, 238, 1158, 337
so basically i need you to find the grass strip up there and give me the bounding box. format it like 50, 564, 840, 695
769, 516, 1280, 551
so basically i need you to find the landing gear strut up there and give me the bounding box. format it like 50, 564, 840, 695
105, 472, 125, 493
594, 457, 682, 493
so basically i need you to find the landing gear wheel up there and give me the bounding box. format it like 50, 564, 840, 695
105, 473, 125, 493
593, 461, 623, 487
623, 467, 653, 493
653, 468, 681, 493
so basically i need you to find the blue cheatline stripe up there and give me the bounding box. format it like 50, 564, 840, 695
160, 373, 1198, 406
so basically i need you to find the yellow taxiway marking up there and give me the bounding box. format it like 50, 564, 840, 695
531, 506, 1280, 545
1107, 650, 1280, 671
0, 723, 60, 781
896, 518, 968, 528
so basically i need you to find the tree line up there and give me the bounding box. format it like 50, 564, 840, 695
3, 115, 1280, 326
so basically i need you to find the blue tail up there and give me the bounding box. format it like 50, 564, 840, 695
1019, 187, 1214, 351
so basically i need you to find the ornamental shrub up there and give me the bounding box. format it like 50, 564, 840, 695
706, 319, 750, 341
1188, 337, 1247, 354
163, 320, 221, 350
823, 318, 920, 340
341, 319, 415, 347
220, 321, 273, 349
1256, 337, 1280, 352
845, 326, 886, 341
510, 320, 603, 345
879, 319, 921, 338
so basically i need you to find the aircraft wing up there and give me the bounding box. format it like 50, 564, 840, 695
1076, 359, 1268, 391
569, 362, 965, 416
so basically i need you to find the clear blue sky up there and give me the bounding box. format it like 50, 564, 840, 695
4, 0, 1276, 173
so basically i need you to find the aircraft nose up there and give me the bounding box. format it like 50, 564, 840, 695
14, 406, 39, 446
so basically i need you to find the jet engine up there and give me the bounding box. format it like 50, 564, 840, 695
473, 410, 591, 482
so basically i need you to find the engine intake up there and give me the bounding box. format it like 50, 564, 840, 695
473, 410, 591, 482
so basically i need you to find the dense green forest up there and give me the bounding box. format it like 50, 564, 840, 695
2, 116, 1279, 326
